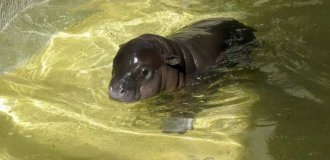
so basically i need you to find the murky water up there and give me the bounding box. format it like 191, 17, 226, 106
0, 0, 329, 159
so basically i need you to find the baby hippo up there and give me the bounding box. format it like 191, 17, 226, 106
109, 18, 256, 102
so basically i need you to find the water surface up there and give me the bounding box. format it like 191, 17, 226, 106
0, 0, 329, 159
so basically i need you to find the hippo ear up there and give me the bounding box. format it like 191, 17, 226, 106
165, 55, 181, 66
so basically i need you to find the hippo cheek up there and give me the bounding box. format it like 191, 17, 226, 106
139, 71, 162, 99
109, 79, 141, 102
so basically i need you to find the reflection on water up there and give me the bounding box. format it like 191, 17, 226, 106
1, 0, 330, 159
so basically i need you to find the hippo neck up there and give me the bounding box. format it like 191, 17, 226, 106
160, 65, 185, 92
165, 38, 198, 85
152, 37, 185, 90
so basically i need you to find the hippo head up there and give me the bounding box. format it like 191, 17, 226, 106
109, 34, 185, 102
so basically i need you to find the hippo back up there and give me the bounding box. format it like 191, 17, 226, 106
168, 18, 256, 80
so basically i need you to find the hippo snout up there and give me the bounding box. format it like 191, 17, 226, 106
109, 81, 138, 102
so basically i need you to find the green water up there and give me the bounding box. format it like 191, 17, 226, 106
0, 0, 329, 159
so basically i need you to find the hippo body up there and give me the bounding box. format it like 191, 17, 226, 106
109, 18, 256, 102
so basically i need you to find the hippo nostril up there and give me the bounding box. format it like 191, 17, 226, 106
109, 83, 136, 101
119, 89, 125, 95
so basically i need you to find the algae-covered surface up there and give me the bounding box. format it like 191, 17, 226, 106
1, 0, 330, 159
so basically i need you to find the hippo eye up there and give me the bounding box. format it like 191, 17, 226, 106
140, 66, 151, 79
